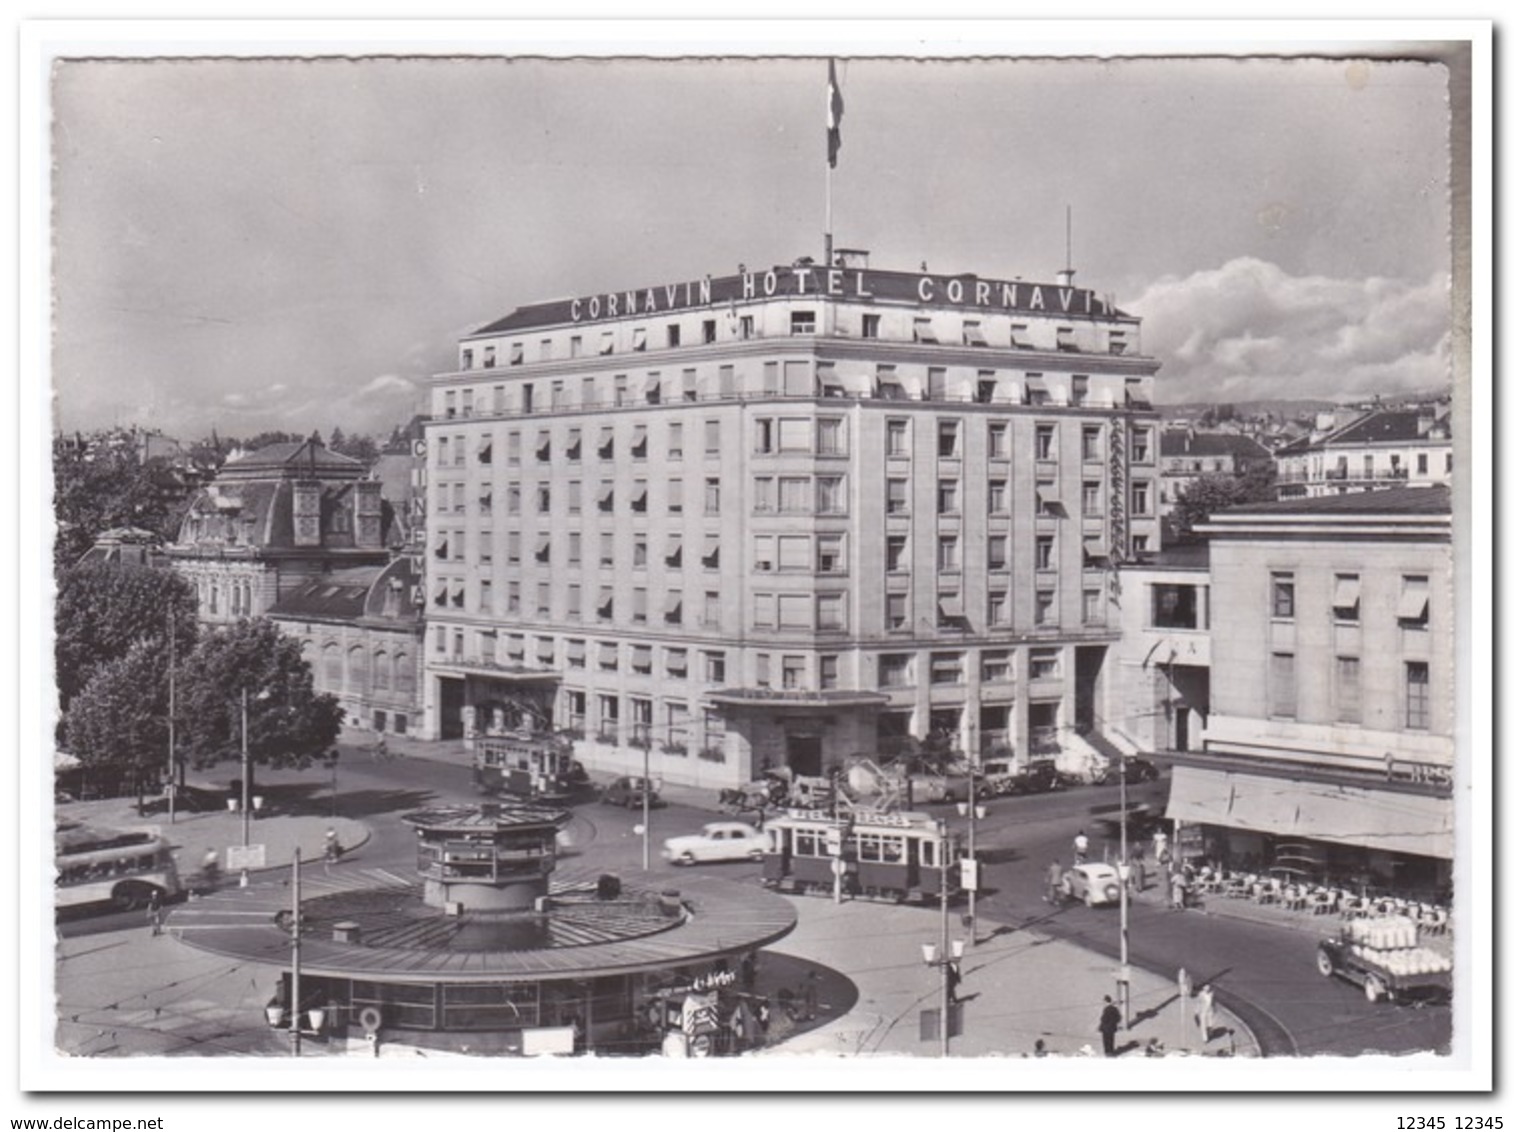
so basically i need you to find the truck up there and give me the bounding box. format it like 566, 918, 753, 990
1315, 915, 1452, 1004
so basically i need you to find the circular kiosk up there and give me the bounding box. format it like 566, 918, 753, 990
170, 801, 796, 1056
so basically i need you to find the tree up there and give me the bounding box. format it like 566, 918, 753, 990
53, 436, 184, 575
1170, 463, 1278, 541
328, 429, 380, 466
54, 562, 198, 713
174, 619, 344, 793
63, 639, 170, 803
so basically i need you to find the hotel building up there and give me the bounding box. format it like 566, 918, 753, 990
420, 254, 1161, 788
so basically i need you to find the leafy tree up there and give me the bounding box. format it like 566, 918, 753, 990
174, 619, 343, 794
54, 562, 198, 713
1170, 463, 1278, 541
237, 430, 304, 451
327, 428, 380, 466
53, 436, 183, 575
63, 639, 171, 803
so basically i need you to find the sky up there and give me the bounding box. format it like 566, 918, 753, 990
49, 50, 1454, 442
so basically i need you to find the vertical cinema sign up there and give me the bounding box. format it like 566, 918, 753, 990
564, 267, 1116, 324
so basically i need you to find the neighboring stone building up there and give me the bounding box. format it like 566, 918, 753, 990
1275, 405, 1452, 500
1151, 486, 1454, 897
1157, 428, 1273, 517
75, 526, 170, 570
267, 557, 426, 736
166, 438, 399, 625
419, 254, 1163, 788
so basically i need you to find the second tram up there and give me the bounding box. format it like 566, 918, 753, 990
762, 808, 961, 904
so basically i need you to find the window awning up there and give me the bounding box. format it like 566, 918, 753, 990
509, 342, 524, 364
433, 583, 448, 604
1397, 580, 1430, 620
506, 636, 526, 658
1333, 576, 1362, 608
631, 485, 649, 506
536, 639, 555, 661
645, 379, 660, 401
631, 327, 647, 351
536, 437, 551, 457
665, 535, 683, 558
702, 537, 720, 561
598, 588, 614, 609
599, 331, 615, 355
1037, 484, 1061, 506
938, 594, 965, 618
535, 535, 552, 556
912, 317, 939, 344
598, 642, 618, 664
1165, 765, 1453, 860
1025, 376, 1048, 393
963, 323, 989, 346
597, 485, 615, 505
478, 439, 493, 460
599, 427, 615, 447
1084, 537, 1109, 559
631, 424, 648, 446
665, 594, 684, 617
632, 645, 653, 666
566, 640, 586, 661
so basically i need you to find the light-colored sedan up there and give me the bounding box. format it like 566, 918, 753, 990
1061, 862, 1124, 907
661, 822, 766, 866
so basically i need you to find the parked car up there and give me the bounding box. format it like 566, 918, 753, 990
661, 821, 767, 865
600, 775, 661, 809
1089, 757, 1162, 786
1061, 862, 1124, 907
999, 763, 1068, 796
905, 770, 975, 805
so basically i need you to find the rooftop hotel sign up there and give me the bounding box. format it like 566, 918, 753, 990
477, 266, 1122, 335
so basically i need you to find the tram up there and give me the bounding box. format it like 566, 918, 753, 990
473, 731, 580, 801
761, 808, 961, 904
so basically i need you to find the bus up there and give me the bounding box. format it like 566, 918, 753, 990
55, 820, 182, 913
473, 731, 581, 802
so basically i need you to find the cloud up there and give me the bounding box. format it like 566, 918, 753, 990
355, 373, 417, 397
1130, 258, 1451, 405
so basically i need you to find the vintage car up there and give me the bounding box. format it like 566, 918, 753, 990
997, 763, 1068, 797
661, 822, 767, 865
1061, 862, 1124, 907
600, 775, 662, 809
1089, 756, 1162, 786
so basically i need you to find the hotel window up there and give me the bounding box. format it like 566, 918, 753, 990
775, 535, 808, 572
1036, 481, 1061, 517
1417, 453, 1429, 475
937, 591, 965, 629
938, 535, 960, 572
460, 388, 475, 417
506, 485, 521, 516
598, 695, 619, 740
599, 535, 614, 568
976, 372, 997, 404
1336, 656, 1361, 723
492, 385, 505, 413
597, 482, 614, 513
886, 478, 909, 515
1131, 428, 1152, 463
701, 538, 721, 571
1405, 662, 1430, 730
666, 648, 688, 679
886, 593, 909, 630
778, 594, 809, 630
549, 381, 565, 410
1029, 648, 1059, 680
1082, 427, 1101, 462
1071, 376, 1089, 406
1035, 424, 1057, 461
862, 313, 881, 339
1010, 323, 1031, 348
886, 534, 909, 573
597, 588, 615, 623
816, 475, 845, 514
988, 590, 1011, 626
762, 361, 781, 397
504, 432, 520, 465
817, 593, 846, 630
753, 594, 775, 628
1132, 534, 1150, 554
506, 531, 520, 564
521, 384, 534, 414
1332, 573, 1361, 623
506, 581, 520, 614
928, 368, 948, 401
613, 375, 629, 407
632, 537, 648, 569
567, 584, 581, 620
875, 365, 904, 400
567, 480, 582, 514
1056, 326, 1077, 353
783, 360, 811, 396
817, 534, 845, 574
963, 320, 989, 347
988, 422, 1010, 459
1270, 652, 1297, 718
988, 479, 1009, 514
789, 310, 816, 335
630, 425, 648, 460
739, 315, 754, 340
631, 481, 649, 514
1082, 481, 1102, 516
780, 656, 805, 689
1271, 573, 1295, 619
705, 650, 726, 684
667, 323, 681, 348
536, 485, 551, 514
886, 418, 909, 457
1036, 535, 1055, 571
988, 534, 1009, 571
819, 655, 840, 691
879, 654, 912, 688
665, 535, 683, 567
535, 534, 552, 564
479, 530, 493, 565
667, 422, 683, 459
937, 480, 960, 515
703, 590, 722, 629
702, 319, 718, 344
930, 653, 964, 685
566, 643, 586, 671
778, 477, 809, 513
667, 478, 683, 514
1131, 482, 1152, 516
1151, 584, 1198, 630
755, 419, 775, 454
982, 650, 1012, 683
777, 418, 813, 452
705, 419, 721, 453
1082, 587, 1103, 626
705, 477, 721, 514
628, 326, 647, 353
718, 364, 737, 397
567, 532, 581, 567
938, 420, 960, 458
754, 654, 771, 687
913, 317, 939, 344
632, 646, 653, 675
1035, 587, 1057, 625
560, 428, 579, 462
535, 582, 550, 615
461, 348, 474, 370
1398, 575, 1430, 628
817, 418, 845, 455
752, 476, 774, 513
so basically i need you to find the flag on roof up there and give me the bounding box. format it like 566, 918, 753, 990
827, 59, 844, 168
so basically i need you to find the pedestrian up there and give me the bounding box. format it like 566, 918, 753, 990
1073, 830, 1090, 864
1132, 853, 1147, 895
1045, 859, 1064, 904
324, 828, 343, 864
1170, 867, 1187, 911
201, 848, 220, 888
945, 961, 962, 1005
1196, 984, 1216, 1043
801, 970, 820, 1021
1152, 829, 1170, 866
1098, 995, 1122, 1057
147, 889, 163, 936
1031, 1038, 1049, 1058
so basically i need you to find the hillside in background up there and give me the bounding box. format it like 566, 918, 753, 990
1156, 389, 1450, 421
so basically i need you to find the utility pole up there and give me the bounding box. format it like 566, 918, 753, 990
939, 821, 951, 1058
166, 613, 176, 825
641, 739, 651, 871
1119, 754, 1131, 1027
240, 687, 251, 887
291, 847, 302, 1057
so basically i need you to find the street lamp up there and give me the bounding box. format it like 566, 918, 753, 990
239, 686, 272, 888
956, 786, 987, 946
921, 932, 965, 1058
1117, 753, 1132, 1028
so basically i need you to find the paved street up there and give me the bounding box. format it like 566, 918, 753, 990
55, 738, 1451, 1059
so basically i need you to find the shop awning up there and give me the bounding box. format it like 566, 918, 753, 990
1165, 765, 1453, 860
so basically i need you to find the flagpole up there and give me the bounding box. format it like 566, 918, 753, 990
825, 161, 833, 267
